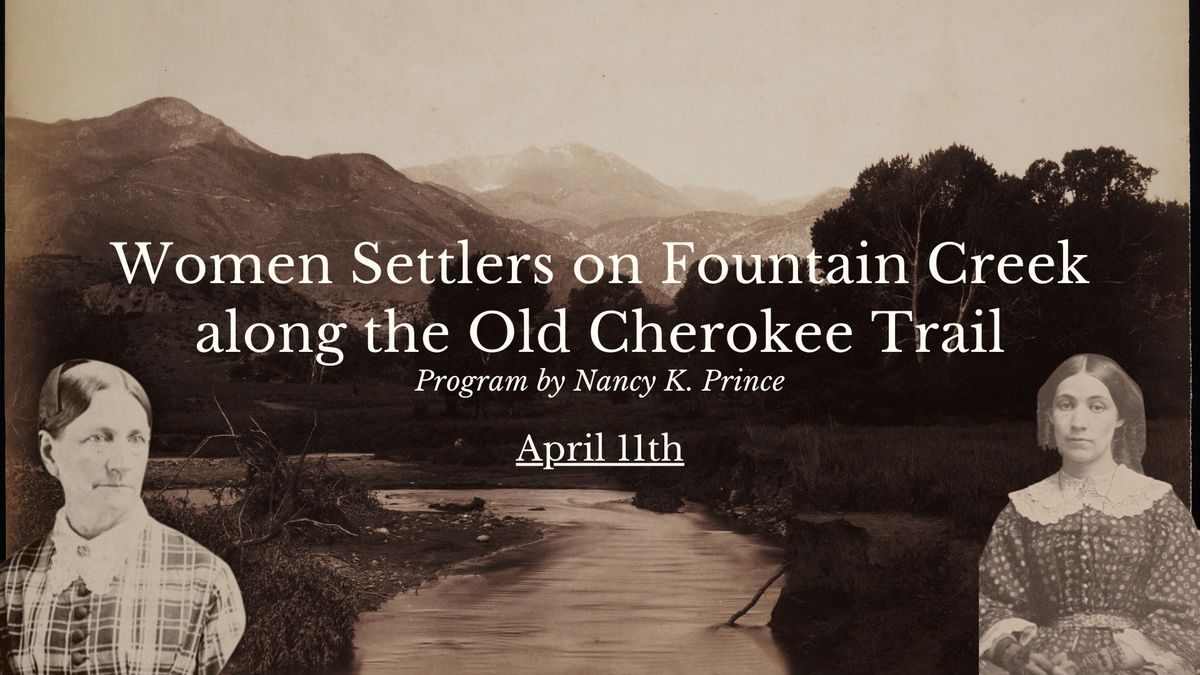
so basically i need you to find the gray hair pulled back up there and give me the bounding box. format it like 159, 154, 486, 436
38, 359, 153, 438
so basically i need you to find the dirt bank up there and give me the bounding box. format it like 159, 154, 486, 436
315, 504, 544, 613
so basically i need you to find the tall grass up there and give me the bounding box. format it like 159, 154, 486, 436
739, 418, 1191, 532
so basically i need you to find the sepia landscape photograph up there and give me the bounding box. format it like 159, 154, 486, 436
4, 2, 1192, 674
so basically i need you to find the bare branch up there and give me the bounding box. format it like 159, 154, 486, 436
727, 562, 790, 626
286, 517, 359, 537
154, 433, 238, 498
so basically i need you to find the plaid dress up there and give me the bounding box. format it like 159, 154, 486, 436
1, 507, 244, 675
979, 465, 1200, 674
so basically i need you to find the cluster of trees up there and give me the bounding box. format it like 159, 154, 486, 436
812, 145, 1188, 420
420, 146, 1188, 423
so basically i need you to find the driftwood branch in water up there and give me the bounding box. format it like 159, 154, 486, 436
286, 517, 359, 537
727, 562, 790, 626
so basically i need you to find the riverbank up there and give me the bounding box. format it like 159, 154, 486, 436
143, 458, 547, 673
629, 430, 992, 673
308, 500, 544, 613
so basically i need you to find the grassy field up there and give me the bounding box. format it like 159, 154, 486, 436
736, 417, 1191, 533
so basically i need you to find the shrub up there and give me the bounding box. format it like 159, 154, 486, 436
231, 547, 359, 674
4, 463, 62, 554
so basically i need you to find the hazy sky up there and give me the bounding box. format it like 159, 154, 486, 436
6, 0, 1189, 202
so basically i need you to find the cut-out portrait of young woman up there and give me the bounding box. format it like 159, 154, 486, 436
979, 354, 1199, 675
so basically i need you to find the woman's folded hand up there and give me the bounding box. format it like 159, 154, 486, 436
1066, 644, 1147, 673
989, 636, 1031, 673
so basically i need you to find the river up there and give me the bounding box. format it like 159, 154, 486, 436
331, 488, 790, 674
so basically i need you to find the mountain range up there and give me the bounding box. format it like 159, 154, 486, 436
6, 98, 846, 306
403, 144, 831, 234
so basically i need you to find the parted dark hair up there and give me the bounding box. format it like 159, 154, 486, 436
38, 359, 152, 438
1036, 353, 1146, 473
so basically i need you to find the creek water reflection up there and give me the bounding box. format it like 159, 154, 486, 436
334, 489, 789, 674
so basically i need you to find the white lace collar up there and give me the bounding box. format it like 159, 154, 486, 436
1009, 463, 1172, 525
46, 502, 150, 595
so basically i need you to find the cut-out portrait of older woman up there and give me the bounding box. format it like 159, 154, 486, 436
1, 360, 245, 674
978, 354, 1200, 674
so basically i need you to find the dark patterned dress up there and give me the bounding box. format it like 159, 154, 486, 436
979, 464, 1200, 674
